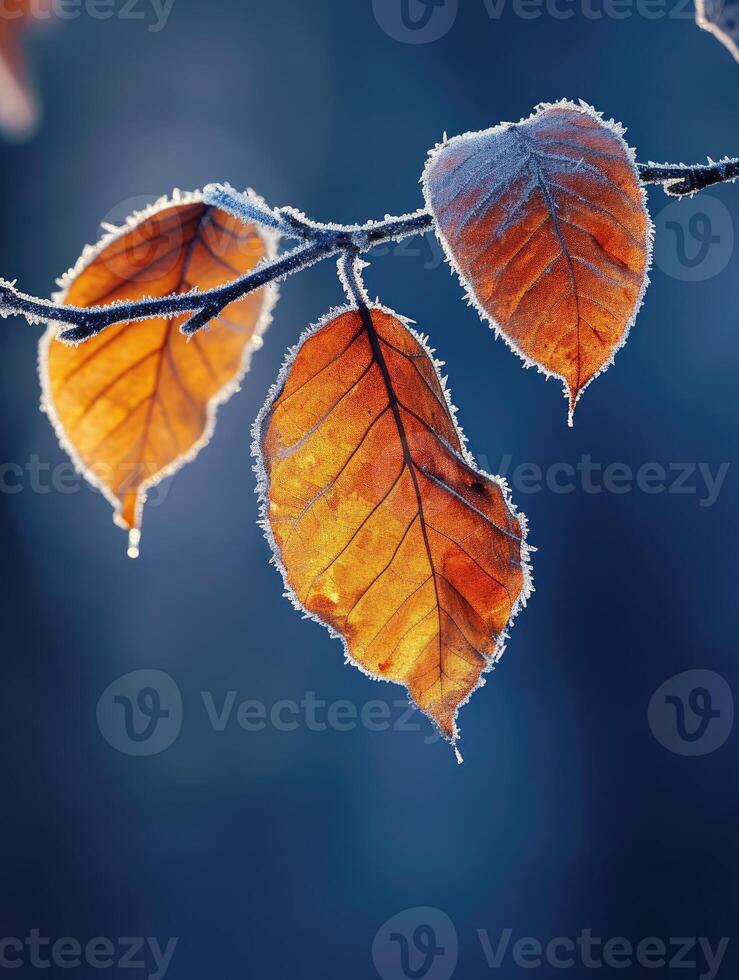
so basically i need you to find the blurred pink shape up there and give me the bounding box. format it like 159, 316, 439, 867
0, 0, 55, 141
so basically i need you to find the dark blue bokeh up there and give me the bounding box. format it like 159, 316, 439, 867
1, 1, 737, 977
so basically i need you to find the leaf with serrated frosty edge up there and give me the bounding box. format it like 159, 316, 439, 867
423, 100, 652, 424
40, 191, 278, 554
255, 304, 531, 746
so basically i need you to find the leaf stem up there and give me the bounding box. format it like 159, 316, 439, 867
337, 252, 370, 308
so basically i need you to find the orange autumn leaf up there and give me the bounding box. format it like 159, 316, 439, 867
255, 305, 531, 746
40, 191, 277, 554
423, 100, 652, 424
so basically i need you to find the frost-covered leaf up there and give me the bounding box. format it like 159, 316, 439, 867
255, 304, 531, 747
423, 100, 652, 424
696, 0, 739, 61
40, 191, 277, 554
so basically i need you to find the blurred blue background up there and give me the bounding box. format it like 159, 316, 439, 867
1, 0, 737, 977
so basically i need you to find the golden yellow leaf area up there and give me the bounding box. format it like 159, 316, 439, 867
424, 101, 651, 424
258, 306, 530, 743
40, 194, 275, 552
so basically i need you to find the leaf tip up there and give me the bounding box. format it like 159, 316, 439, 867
567, 387, 577, 428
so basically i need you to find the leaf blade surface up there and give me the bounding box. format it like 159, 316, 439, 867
423, 100, 652, 422
256, 305, 530, 743
40, 191, 277, 545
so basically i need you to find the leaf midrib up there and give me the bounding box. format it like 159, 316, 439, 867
511, 125, 582, 395
357, 304, 448, 702
120, 206, 215, 500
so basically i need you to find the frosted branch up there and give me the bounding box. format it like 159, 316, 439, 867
637, 158, 739, 197
1, 158, 738, 344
